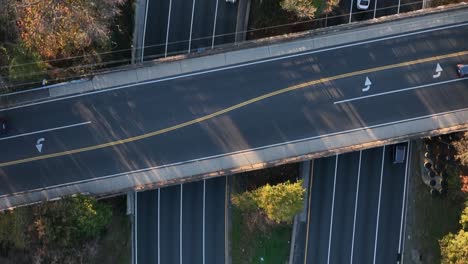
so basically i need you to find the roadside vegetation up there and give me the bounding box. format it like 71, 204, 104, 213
247, 0, 342, 39
439, 132, 468, 263
231, 163, 304, 263
0, 195, 130, 264
0, 0, 134, 93
404, 133, 468, 263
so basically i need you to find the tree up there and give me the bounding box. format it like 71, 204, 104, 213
36, 195, 112, 247
440, 203, 468, 264
14, 0, 126, 67
461, 206, 468, 230
440, 230, 468, 264
232, 190, 258, 212
253, 180, 305, 224
8, 45, 47, 82
453, 132, 468, 167
280, 0, 317, 18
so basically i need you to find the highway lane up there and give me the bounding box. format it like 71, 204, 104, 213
306, 156, 336, 263
212, 0, 238, 46
351, 147, 384, 264
190, 0, 218, 50
329, 152, 360, 264
182, 181, 204, 264
142, 0, 170, 57
143, 0, 238, 58
136, 190, 158, 264
160, 185, 181, 264
0, 24, 467, 195
134, 177, 226, 264
166, 0, 193, 54
375, 144, 408, 263
205, 176, 226, 264
304, 143, 409, 264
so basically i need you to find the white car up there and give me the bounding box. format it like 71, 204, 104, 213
357, 0, 370, 10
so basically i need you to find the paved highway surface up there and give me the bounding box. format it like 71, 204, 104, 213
143, 0, 238, 58
304, 143, 409, 264
135, 176, 226, 264
0, 23, 467, 197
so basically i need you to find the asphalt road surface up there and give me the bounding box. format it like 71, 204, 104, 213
1, 23, 467, 198
143, 0, 238, 58
304, 143, 409, 264
135, 176, 226, 264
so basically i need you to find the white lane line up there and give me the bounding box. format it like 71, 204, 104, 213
327, 155, 339, 264
188, 0, 196, 53
158, 188, 161, 264
3, 107, 467, 199
373, 146, 386, 264
211, 0, 219, 49
398, 141, 411, 264
400, 142, 412, 264
180, 184, 183, 264
224, 175, 229, 264
334, 78, 468, 104
3, 22, 468, 112
349, 0, 354, 23
0, 121, 91, 141
350, 150, 362, 264
303, 160, 314, 264
135, 191, 138, 264
203, 180, 206, 264
164, 0, 173, 57
373, 0, 378, 18
141, 0, 150, 62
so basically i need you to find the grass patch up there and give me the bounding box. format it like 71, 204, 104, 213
231, 207, 291, 264
403, 140, 467, 263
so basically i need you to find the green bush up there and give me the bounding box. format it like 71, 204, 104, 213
8, 45, 47, 83
232, 191, 258, 211
233, 180, 305, 224
37, 195, 112, 248
440, 201, 468, 263
254, 180, 305, 224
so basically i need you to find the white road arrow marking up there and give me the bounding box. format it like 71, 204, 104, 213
362, 77, 372, 92
433, 63, 443, 78
36, 138, 45, 153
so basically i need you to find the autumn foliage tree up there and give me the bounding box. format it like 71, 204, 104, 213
232, 180, 305, 224
440, 205, 468, 263
14, 0, 126, 73
280, 0, 318, 18
255, 180, 305, 223
453, 132, 468, 167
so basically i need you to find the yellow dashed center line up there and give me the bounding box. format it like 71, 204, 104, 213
1, 51, 467, 167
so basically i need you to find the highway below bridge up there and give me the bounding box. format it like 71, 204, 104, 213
0, 10, 467, 209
